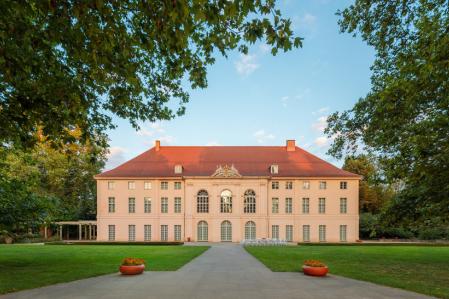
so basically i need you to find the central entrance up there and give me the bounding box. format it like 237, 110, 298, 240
220, 220, 232, 241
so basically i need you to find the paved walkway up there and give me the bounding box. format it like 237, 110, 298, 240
1, 244, 432, 299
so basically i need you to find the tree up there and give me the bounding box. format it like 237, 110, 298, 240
0, 1, 302, 146
325, 0, 449, 222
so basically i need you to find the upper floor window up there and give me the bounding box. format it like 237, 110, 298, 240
108, 197, 115, 213
197, 190, 209, 213
161, 197, 168, 213
318, 198, 326, 214
285, 198, 292, 214
319, 181, 327, 190
174, 182, 182, 190
220, 190, 232, 213
144, 181, 152, 190
340, 198, 347, 214
144, 197, 151, 213
340, 181, 348, 189
128, 181, 135, 190
285, 181, 293, 190
303, 181, 310, 190
243, 189, 256, 213
272, 198, 279, 213
108, 181, 115, 190
128, 197, 135, 213
174, 197, 181, 213
161, 181, 168, 190
271, 181, 279, 190
302, 198, 310, 214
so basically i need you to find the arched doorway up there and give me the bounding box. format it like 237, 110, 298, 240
220, 220, 232, 242
197, 221, 208, 241
244, 221, 256, 240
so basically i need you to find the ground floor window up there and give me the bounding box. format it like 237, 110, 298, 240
286, 225, 293, 242
161, 225, 168, 241
244, 221, 256, 240
197, 221, 208, 241
144, 225, 151, 241
271, 225, 279, 240
319, 225, 326, 242
108, 225, 115, 241
128, 225, 135, 241
221, 220, 232, 241
302, 225, 310, 242
340, 225, 347, 242
174, 225, 182, 241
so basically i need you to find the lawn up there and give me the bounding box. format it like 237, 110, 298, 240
0, 244, 208, 294
245, 245, 449, 299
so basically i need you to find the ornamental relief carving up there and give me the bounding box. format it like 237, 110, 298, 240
211, 164, 242, 178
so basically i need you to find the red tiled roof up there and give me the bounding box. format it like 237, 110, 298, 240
96, 145, 359, 178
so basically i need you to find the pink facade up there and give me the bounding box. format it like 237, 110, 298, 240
96, 140, 360, 243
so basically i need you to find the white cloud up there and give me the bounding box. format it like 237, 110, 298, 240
314, 136, 330, 148
302, 13, 317, 26
137, 122, 175, 147
281, 96, 289, 108
259, 43, 271, 54
312, 106, 329, 115
235, 54, 260, 76
312, 115, 328, 133
104, 146, 128, 170
206, 141, 221, 146
254, 130, 275, 144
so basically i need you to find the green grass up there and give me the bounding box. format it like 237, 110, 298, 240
0, 244, 209, 294
246, 245, 449, 299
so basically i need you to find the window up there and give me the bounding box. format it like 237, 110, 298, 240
272, 198, 279, 213
221, 220, 232, 241
174, 225, 182, 241
161, 197, 168, 213
318, 198, 326, 214
128, 181, 135, 190
144, 225, 151, 241
271, 225, 279, 239
128, 225, 135, 241
174, 197, 181, 213
108, 181, 114, 190
340, 198, 347, 214
302, 225, 310, 242
108, 225, 115, 241
270, 164, 279, 174
285, 198, 292, 214
340, 225, 347, 242
286, 225, 293, 242
244, 221, 256, 240
174, 182, 182, 190
197, 190, 209, 213
144, 197, 151, 213
244, 189, 256, 213
160, 181, 168, 190
285, 181, 293, 190
303, 181, 310, 190
319, 225, 326, 242
302, 198, 309, 214
340, 181, 347, 189
174, 164, 183, 174
319, 181, 327, 190
220, 190, 232, 213
128, 197, 135, 213
108, 197, 115, 213
197, 221, 208, 241
271, 181, 279, 189
160, 225, 168, 241
144, 181, 152, 190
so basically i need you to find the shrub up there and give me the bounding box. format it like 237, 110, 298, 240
418, 227, 449, 240
121, 258, 145, 266
303, 260, 326, 267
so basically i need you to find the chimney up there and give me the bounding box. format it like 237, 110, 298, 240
155, 140, 160, 151
286, 140, 296, 151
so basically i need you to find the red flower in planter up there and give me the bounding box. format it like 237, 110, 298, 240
302, 260, 328, 277
120, 257, 145, 275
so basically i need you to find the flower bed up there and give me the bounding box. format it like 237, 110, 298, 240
119, 257, 145, 275
302, 260, 328, 277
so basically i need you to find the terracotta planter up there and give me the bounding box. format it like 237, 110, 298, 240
302, 265, 328, 277
119, 264, 145, 275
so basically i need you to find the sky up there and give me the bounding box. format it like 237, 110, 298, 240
104, 0, 375, 170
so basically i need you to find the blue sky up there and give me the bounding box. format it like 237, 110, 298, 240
105, 0, 375, 170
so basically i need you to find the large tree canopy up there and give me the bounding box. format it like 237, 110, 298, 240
326, 0, 449, 222
0, 0, 301, 146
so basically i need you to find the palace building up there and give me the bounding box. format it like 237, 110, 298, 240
95, 140, 360, 243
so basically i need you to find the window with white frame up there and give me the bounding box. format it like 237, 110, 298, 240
286, 225, 293, 242
144, 181, 152, 190
161, 197, 168, 213
319, 225, 326, 242
340, 181, 348, 189
302, 225, 310, 242
128, 197, 135, 213
108, 225, 115, 241
174, 197, 181, 213
174, 225, 182, 241
244, 221, 256, 240
319, 181, 327, 189
340, 225, 347, 242
302, 198, 309, 214
221, 220, 232, 241
303, 181, 310, 190
285, 198, 292, 214
160, 225, 168, 241
128, 225, 136, 241
197, 190, 209, 213
128, 181, 135, 190
285, 181, 293, 190
340, 198, 347, 214
174, 182, 182, 190
197, 221, 208, 241
243, 189, 256, 213
144, 225, 151, 241
271, 181, 279, 189
318, 198, 326, 214
271, 225, 279, 239
220, 190, 232, 213
144, 197, 151, 213
160, 181, 168, 190
108, 197, 115, 213
108, 181, 115, 190
272, 198, 279, 213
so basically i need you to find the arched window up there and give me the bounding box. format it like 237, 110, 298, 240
245, 221, 256, 240
220, 190, 232, 213
197, 221, 208, 241
221, 220, 232, 241
243, 189, 256, 213
197, 190, 209, 213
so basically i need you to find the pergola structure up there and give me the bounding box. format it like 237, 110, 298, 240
53, 220, 97, 241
